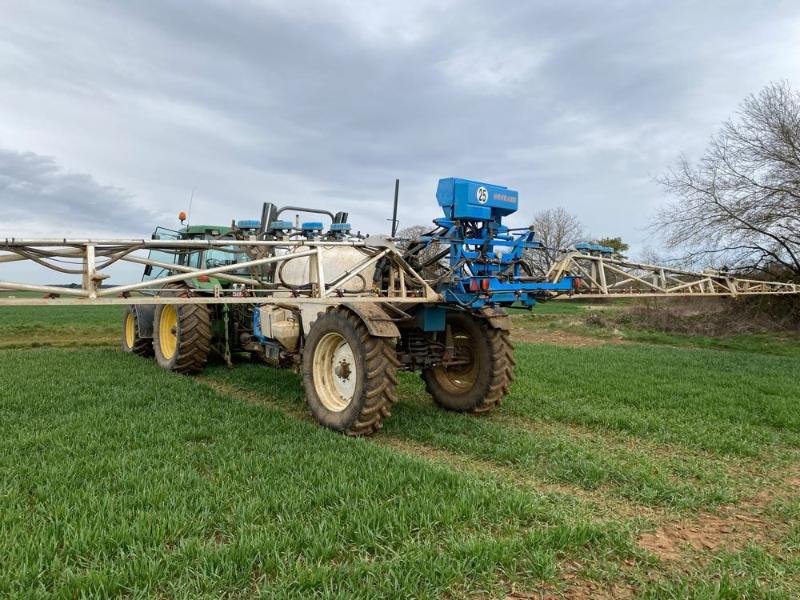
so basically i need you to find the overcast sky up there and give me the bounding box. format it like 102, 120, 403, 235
2, 1, 800, 267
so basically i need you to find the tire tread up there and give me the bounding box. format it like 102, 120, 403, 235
422, 312, 514, 414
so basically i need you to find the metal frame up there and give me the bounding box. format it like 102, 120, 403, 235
0, 238, 439, 306
547, 252, 799, 298
2, 236, 797, 307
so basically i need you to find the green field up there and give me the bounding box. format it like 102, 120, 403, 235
1, 303, 799, 598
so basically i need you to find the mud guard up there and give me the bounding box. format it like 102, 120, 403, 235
342, 303, 400, 338
475, 306, 511, 330
134, 304, 156, 338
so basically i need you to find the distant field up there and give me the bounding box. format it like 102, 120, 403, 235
1, 301, 799, 597
0, 304, 121, 349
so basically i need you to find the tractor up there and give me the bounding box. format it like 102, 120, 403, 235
119, 179, 540, 435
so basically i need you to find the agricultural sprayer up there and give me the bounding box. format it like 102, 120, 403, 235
1, 178, 798, 434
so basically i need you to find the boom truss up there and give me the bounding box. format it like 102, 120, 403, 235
547, 252, 799, 298
1, 237, 797, 307
0, 238, 438, 306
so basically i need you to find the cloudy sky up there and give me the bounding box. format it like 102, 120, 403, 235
2, 0, 799, 268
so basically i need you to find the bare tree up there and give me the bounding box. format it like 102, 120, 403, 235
524, 207, 586, 275
655, 81, 800, 277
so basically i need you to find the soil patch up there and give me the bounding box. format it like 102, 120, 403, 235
636, 467, 798, 561
511, 327, 622, 347
637, 512, 766, 560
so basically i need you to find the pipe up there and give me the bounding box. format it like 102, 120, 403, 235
97, 249, 317, 296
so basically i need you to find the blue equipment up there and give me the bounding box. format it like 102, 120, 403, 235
236, 220, 262, 230
574, 241, 614, 255
408, 177, 576, 308
328, 222, 352, 239
300, 221, 324, 239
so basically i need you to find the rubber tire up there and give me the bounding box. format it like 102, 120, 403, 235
153, 300, 212, 374
422, 311, 515, 414
121, 305, 153, 357
303, 307, 399, 436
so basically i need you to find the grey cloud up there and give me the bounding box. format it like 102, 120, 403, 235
0, 148, 163, 237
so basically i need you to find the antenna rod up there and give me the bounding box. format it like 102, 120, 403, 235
391, 178, 399, 237
187, 189, 195, 227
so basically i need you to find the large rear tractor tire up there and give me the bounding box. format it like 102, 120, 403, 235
422, 311, 515, 414
303, 307, 399, 436
153, 298, 212, 374
121, 305, 153, 357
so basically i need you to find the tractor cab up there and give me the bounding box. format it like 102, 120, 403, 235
142, 223, 250, 288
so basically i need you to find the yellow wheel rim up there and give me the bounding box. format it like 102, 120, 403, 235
124, 313, 136, 349
159, 305, 178, 359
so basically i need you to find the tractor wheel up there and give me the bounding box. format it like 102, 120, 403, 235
152, 297, 212, 374
422, 311, 515, 413
302, 307, 399, 435
121, 305, 153, 357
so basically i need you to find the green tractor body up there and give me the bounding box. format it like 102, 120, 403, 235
128, 222, 263, 368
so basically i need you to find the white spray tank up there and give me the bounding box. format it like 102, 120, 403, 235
278, 245, 375, 293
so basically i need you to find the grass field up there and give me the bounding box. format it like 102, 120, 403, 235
1, 301, 799, 598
